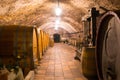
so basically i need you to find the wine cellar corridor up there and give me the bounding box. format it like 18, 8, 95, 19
34, 43, 87, 80
0, 0, 120, 80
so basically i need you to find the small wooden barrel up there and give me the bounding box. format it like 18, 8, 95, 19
81, 47, 98, 79
0, 25, 39, 76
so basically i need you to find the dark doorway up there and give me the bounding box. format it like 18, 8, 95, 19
53, 33, 61, 43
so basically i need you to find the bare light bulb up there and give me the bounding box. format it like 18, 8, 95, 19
55, 7, 62, 16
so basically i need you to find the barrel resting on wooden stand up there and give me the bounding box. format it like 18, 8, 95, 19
81, 47, 98, 79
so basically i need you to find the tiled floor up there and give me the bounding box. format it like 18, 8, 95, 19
34, 43, 87, 80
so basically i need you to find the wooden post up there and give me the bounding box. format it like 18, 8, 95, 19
91, 7, 99, 46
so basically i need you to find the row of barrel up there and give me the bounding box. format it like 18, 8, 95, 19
0, 25, 54, 77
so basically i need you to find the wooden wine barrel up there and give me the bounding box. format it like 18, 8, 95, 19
42, 31, 49, 52
46, 33, 50, 48
0, 25, 39, 76
81, 47, 98, 79
43, 32, 47, 51
38, 30, 43, 59
96, 11, 120, 80
40, 30, 44, 55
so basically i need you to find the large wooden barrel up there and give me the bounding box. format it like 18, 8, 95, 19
42, 31, 49, 52
81, 47, 98, 79
38, 30, 43, 58
96, 11, 120, 80
0, 25, 39, 76
43, 32, 48, 51
40, 30, 45, 54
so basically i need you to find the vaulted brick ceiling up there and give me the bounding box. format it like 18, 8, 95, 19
0, 0, 120, 34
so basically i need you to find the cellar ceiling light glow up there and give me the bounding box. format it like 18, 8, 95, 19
55, 24, 59, 30
55, 0, 62, 16
55, 26, 58, 30
55, 7, 62, 16
55, 18, 60, 24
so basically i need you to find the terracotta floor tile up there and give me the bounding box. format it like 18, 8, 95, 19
75, 77, 87, 80
34, 75, 45, 80
55, 62, 61, 65
47, 69, 55, 72
37, 70, 46, 75
34, 78, 44, 80
64, 73, 74, 79
48, 67, 55, 69
64, 79, 74, 80
55, 72, 64, 77
49, 62, 55, 65
55, 77, 64, 80
38, 67, 48, 70
63, 68, 70, 70
63, 70, 71, 74
46, 72, 55, 76
55, 69, 63, 73
44, 77, 54, 80
34, 43, 87, 80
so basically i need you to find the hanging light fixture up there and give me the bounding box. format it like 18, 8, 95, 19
55, 7, 62, 16
55, 0, 62, 16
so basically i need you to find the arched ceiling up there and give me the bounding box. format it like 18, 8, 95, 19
0, 0, 120, 35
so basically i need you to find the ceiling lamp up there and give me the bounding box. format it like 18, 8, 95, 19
55, 0, 62, 16
55, 7, 62, 16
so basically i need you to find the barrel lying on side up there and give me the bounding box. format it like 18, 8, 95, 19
38, 30, 50, 56
0, 25, 39, 76
96, 11, 120, 80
